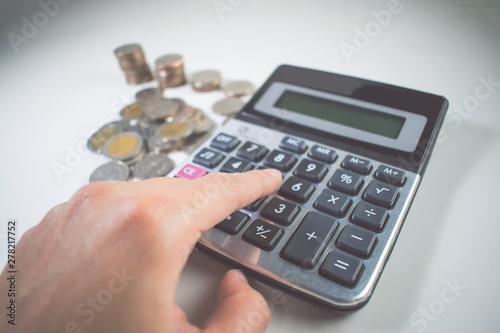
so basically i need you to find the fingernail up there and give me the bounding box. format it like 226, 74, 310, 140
262, 168, 281, 177
235, 269, 248, 283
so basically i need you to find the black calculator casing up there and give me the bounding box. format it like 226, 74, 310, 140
172, 65, 448, 312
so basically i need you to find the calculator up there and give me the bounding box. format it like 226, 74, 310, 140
169, 65, 448, 311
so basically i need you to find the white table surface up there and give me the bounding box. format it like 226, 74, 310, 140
1, 0, 499, 332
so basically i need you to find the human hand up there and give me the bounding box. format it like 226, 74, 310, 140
0, 169, 282, 333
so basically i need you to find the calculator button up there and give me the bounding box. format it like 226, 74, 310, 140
242, 220, 283, 251
293, 159, 328, 182
279, 136, 307, 154
335, 225, 377, 258
319, 251, 364, 288
374, 165, 406, 186
237, 141, 268, 162
175, 164, 207, 180
341, 155, 372, 175
313, 189, 351, 218
281, 212, 338, 269
244, 196, 268, 212
308, 145, 337, 164
261, 198, 300, 226
278, 176, 315, 203
216, 211, 250, 235
362, 180, 399, 208
327, 169, 363, 195
210, 133, 240, 152
264, 150, 297, 171
350, 202, 388, 232
193, 148, 224, 168
220, 157, 253, 173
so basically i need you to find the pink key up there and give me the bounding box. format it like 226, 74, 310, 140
176, 163, 207, 180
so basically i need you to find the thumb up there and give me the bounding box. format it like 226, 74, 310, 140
203, 270, 271, 333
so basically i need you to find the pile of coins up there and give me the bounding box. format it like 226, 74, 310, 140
114, 44, 153, 85
90, 47, 257, 182
88, 87, 216, 182
156, 54, 186, 89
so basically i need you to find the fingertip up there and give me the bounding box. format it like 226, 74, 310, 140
261, 168, 282, 178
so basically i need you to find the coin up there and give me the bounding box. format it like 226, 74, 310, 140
191, 70, 221, 92
142, 98, 181, 121
223, 81, 255, 97
103, 131, 145, 163
89, 161, 130, 182
213, 97, 244, 116
147, 136, 182, 154
157, 120, 194, 141
133, 154, 174, 180
193, 117, 215, 136
87, 120, 131, 154
113, 43, 153, 85
120, 103, 144, 119
135, 87, 162, 102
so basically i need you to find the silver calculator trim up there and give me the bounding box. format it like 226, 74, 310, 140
254, 82, 428, 153
169, 118, 421, 310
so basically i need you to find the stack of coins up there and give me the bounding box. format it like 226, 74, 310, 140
191, 70, 222, 92
155, 54, 186, 89
114, 44, 153, 85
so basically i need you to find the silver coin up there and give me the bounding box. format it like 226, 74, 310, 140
191, 70, 221, 92
193, 117, 215, 136
103, 131, 145, 163
147, 136, 182, 154
133, 154, 174, 180
125, 123, 155, 140
223, 81, 255, 97
212, 97, 244, 116
89, 161, 130, 183
142, 99, 181, 121
135, 88, 162, 102
87, 120, 131, 154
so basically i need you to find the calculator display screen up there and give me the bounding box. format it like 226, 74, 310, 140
274, 90, 406, 139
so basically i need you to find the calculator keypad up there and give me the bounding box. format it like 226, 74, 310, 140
173, 119, 419, 307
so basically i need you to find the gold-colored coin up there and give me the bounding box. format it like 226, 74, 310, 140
120, 103, 143, 118
160, 121, 190, 138
91, 128, 118, 149
107, 135, 138, 157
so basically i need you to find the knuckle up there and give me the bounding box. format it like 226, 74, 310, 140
70, 182, 114, 207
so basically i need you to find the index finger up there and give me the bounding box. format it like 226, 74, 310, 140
175, 169, 282, 233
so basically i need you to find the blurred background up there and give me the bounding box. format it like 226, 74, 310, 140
1, 0, 499, 332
